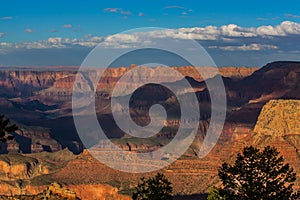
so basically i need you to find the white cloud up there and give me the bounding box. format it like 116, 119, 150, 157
104, 8, 121, 13
219, 43, 278, 51
285, 14, 300, 19
256, 18, 268, 21
95, 21, 300, 50
164, 5, 193, 15
47, 37, 65, 48
0, 33, 5, 38
120, 10, 132, 15
164, 6, 185, 10
105, 34, 139, 43
89, 36, 103, 42
0, 35, 104, 50
63, 24, 72, 29
144, 21, 300, 40
104, 8, 132, 16
178, 26, 219, 40
0, 16, 13, 20
138, 12, 144, 17
0, 42, 12, 47
102, 34, 141, 48
220, 24, 257, 37
24, 28, 34, 33
256, 21, 300, 36
1, 21, 300, 52
279, 21, 300, 35
123, 23, 254, 41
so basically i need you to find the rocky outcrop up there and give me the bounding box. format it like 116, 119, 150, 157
0, 70, 76, 97
0, 181, 131, 200
67, 184, 131, 200
220, 66, 258, 79
0, 70, 75, 89
0, 154, 40, 180
248, 100, 300, 189
0, 124, 62, 154
0, 149, 74, 183
221, 122, 253, 141
0, 182, 78, 199
44, 182, 77, 199
175, 66, 257, 81
254, 100, 300, 136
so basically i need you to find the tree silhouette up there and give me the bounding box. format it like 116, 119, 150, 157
132, 173, 173, 200
210, 146, 300, 200
0, 115, 18, 143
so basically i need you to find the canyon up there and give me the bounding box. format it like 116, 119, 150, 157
0, 65, 258, 154
0, 61, 299, 199
0, 98, 299, 199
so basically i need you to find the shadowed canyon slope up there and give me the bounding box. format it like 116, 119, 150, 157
0, 65, 258, 153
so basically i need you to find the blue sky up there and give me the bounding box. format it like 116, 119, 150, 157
1, 0, 300, 66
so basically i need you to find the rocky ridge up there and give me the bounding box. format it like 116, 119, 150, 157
254, 99, 300, 136
0, 66, 257, 97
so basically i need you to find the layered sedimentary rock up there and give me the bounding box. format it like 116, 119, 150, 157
0, 154, 43, 180
254, 100, 300, 136
0, 182, 131, 200
0, 98, 300, 199
0, 125, 61, 154
0, 71, 71, 88
250, 100, 300, 189
0, 152, 131, 199
0, 66, 257, 98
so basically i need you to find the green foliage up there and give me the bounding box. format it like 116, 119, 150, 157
132, 173, 173, 200
217, 146, 300, 200
0, 115, 18, 143
207, 186, 227, 200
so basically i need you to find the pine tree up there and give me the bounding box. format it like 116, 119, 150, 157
214, 146, 300, 200
0, 115, 18, 143
132, 173, 173, 200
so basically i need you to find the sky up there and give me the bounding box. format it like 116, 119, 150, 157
1, 0, 300, 67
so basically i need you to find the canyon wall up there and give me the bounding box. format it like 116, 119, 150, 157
0, 66, 258, 98
254, 99, 300, 136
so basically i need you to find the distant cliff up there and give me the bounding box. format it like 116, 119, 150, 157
0, 66, 258, 98
0, 124, 62, 154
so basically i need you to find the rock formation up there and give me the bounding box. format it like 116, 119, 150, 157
44, 182, 77, 199
0, 98, 300, 198
0, 154, 40, 180
0, 124, 61, 154
254, 99, 300, 136
0, 66, 257, 97
0, 62, 299, 198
